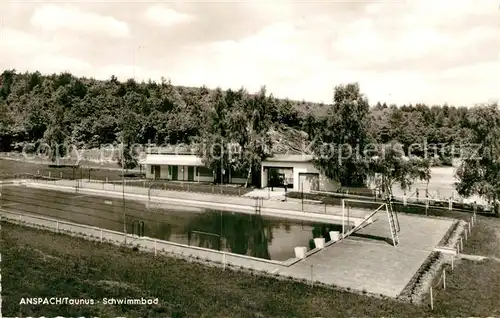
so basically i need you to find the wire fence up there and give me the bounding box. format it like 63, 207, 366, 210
296, 190, 493, 218
3, 168, 254, 197
0, 209, 285, 270
429, 213, 477, 310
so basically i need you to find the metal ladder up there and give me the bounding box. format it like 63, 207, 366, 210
255, 197, 262, 214
386, 202, 400, 246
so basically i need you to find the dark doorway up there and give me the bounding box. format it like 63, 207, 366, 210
154, 165, 161, 180
188, 166, 194, 181
171, 166, 178, 181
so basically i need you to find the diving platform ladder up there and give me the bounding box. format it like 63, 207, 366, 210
386, 201, 400, 246
254, 197, 263, 214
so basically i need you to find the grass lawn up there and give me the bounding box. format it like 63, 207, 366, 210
0, 158, 138, 181
0, 150, 124, 169
462, 216, 500, 258
2, 222, 500, 317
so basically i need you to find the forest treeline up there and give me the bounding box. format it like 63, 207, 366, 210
2, 69, 500, 212
0, 70, 476, 159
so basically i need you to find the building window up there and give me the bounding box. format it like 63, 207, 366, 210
198, 166, 213, 177
231, 168, 247, 179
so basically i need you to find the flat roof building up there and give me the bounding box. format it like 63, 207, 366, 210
140, 152, 339, 193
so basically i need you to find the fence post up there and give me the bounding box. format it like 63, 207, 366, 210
187, 184, 190, 192
238, 188, 241, 196
100, 229, 103, 243
56, 221, 59, 233
469, 221, 472, 235
220, 187, 223, 194
223, 252, 226, 271
154, 239, 157, 256
212, 186, 214, 194
460, 237, 463, 251
451, 255, 454, 270
430, 286, 434, 310
310, 264, 314, 287
471, 215, 474, 226
60, 172, 62, 179
443, 269, 446, 289
403, 195, 407, 206
106, 177, 108, 184
19, 214, 22, 223
448, 198, 452, 210
48, 172, 51, 178
465, 225, 468, 240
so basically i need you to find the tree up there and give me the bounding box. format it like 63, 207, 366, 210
43, 105, 67, 164
455, 103, 500, 217
367, 141, 431, 201
227, 87, 274, 187
312, 83, 371, 187
117, 111, 140, 170
196, 88, 229, 183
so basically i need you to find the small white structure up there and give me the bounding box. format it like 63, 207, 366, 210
313, 238, 326, 249
329, 231, 341, 242
294, 246, 307, 259
261, 154, 340, 193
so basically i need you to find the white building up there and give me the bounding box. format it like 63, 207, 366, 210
140, 154, 247, 184
260, 154, 340, 192
140, 153, 339, 193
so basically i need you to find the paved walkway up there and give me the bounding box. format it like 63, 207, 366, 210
457, 253, 500, 262
245, 188, 286, 201
280, 214, 454, 297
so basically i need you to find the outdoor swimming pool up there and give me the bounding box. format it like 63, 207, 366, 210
0, 186, 342, 261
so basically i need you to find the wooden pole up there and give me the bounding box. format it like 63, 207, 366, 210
451, 255, 454, 270
310, 264, 314, 287
465, 225, 468, 240
443, 269, 446, 289
341, 199, 345, 237
430, 286, 434, 310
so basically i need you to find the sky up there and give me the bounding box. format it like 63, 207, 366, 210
0, 0, 499, 106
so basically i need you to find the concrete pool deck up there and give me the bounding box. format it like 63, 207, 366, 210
2, 180, 456, 298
